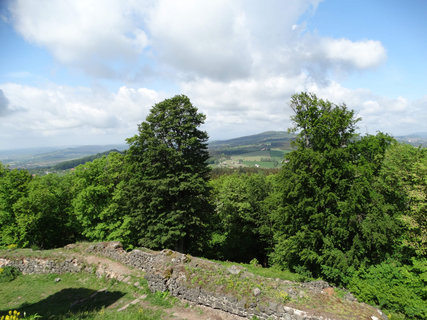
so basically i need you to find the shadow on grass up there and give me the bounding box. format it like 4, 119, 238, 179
0, 287, 125, 319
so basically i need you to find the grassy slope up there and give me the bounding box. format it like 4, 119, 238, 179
0, 273, 168, 320
0, 244, 386, 320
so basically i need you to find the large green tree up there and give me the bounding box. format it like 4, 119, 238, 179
124, 95, 211, 253
273, 92, 399, 282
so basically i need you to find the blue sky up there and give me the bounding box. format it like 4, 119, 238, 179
0, 0, 426, 150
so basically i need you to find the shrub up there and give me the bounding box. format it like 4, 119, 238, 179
0, 266, 21, 283
348, 259, 427, 319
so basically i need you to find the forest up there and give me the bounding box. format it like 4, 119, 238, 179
0, 93, 426, 319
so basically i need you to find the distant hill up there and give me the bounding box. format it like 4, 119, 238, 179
395, 133, 427, 147
0, 144, 127, 169
53, 149, 123, 170
1, 131, 425, 170
208, 131, 295, 169
209, 131, 294, 149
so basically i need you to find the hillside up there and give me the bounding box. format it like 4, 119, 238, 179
208, 131, 294, 169
0, 144, 127, 169
0, 242, 386, 320
1, 131, 425, 170
209, 131, 294, 148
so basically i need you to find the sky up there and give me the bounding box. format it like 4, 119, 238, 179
0, 0, 426, 150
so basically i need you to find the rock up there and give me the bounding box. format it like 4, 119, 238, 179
322, 287, 334, 296
227, 265, 242, 275
107, 241, 122, 249
345, 292, 357, 301
303, 280, 330, 293
55, 277, 61, 282
253, 287, 261, 297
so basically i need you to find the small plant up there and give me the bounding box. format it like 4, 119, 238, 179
277, 290, 290, 303
250, 258, 260, 267
7, 244, 17, 250
0, 266, 21, 283
145, 290, 177, 308
0, 310, 40, 320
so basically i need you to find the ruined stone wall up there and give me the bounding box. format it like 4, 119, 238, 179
0, 257, 85, 274
0, 242, 386, 320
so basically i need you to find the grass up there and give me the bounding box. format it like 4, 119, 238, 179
183, 259, 302, 308
206, 258, 303, 282
0, 247, 67, 259
0, 272, 169, 320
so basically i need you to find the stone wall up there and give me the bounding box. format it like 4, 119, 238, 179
85, 242, 385, 320
1, 242, 386, 320
0, 257, 85, 274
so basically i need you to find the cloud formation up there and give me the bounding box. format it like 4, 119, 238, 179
9, 0, 150, 78
0, 83, 167, 147
3, 0, 422, 149
8, 0, 385, 82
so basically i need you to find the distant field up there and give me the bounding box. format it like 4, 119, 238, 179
212, 148, 292, 169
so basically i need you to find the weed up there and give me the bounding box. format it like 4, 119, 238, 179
145, 291, 177, 308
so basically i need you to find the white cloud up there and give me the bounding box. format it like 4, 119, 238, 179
319, 38, 386, 69
303, 81, 427, 136
9, 0, 150, 77
0, 83, 167, 149
6, 0, 421, 148
8, 0, 386, 83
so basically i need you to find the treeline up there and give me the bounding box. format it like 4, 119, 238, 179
0, 93, 426, 319
52, 149, 123, 170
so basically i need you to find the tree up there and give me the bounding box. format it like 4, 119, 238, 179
0, 165, 32, 246
124, 95, 211, 253
379, 143, 427, 258
208, 173, 274, 263
13, 174, 77, 248
71, 152, 131, 244
288, 92, 359, 151
272, 92, 399, 282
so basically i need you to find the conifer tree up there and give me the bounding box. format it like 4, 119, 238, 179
124, 95, 211, 253
273, 92, 399, 282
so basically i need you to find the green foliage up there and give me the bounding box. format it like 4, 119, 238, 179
12, 174, 78, 248
288, 92, 359, 151
0, 167, 32, 246
378, 143, 427, 258
71, 152, 131, 245
272, 92, 399, 283
348, 259, 427, 319
145, 291, 177, 308
53, 149, 122, 170
0, 266, 21, 283
208, 173, 275, 263
124, 95, 212, 253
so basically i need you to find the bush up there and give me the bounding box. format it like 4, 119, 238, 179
0, 266, 21, 283
348, 259, 427, 319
